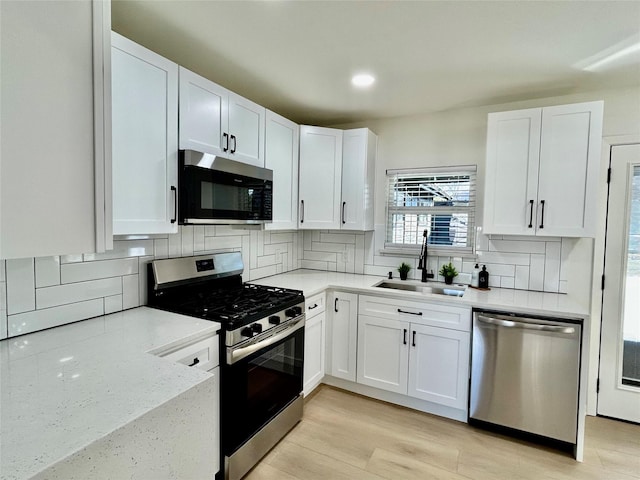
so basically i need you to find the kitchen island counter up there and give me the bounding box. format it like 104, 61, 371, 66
0, 307, 220, 480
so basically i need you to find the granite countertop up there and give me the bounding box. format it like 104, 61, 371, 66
251, 269, 589, 319
0, 307, 220, 480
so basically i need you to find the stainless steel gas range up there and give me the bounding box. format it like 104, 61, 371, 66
147, 253, 305, 480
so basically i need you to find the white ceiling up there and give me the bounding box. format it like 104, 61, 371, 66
111, 0, 640, 125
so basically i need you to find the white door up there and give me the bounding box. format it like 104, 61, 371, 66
537, 101, 603, 237
408, 324, 470, 409
298, 126, 343, 229
111, 33, 178, 235
357, 315, 409, 394
265, 111, 299, 230
303, 311, 325, 396
598, 143, 640, 423
341, 129, 376, 231
227, 92, 265, 167
178, 67, 229, 156
328, 291, 358, 381
483, 108, 541, 235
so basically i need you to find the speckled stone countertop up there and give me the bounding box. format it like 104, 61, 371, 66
0, 307, 220, 480
251, 269, 589, 319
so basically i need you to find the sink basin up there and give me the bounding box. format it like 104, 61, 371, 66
374, 280, 466, 297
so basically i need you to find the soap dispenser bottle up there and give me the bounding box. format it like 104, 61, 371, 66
471, 264, 480, 288
478, 265, 489, 289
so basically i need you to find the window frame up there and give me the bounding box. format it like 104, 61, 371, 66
384, 165, 477, 256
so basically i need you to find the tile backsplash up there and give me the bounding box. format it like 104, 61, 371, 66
1, 226, 302, 338
0, 224, 579, 340
301, 225, 574, 294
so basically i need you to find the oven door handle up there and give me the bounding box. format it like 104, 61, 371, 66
227, 316, 305, 365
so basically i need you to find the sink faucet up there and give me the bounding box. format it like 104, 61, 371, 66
417, 229, 431, 283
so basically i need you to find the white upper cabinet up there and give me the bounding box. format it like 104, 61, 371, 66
0, 0, 112, 259
483, 101, 603, 237
298, 126, 343, 229
179, 68, 265, 168
265, 111, 299, 230
178, 67, 228, 157
111, 33, 178, 235
298, 126, 377, 231
341, 129, 377, 231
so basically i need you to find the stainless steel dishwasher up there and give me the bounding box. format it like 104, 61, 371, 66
469, 311, 582, 445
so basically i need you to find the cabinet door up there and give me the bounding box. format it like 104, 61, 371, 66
341, 129, 376, 231
111, 33, 178, 234
408, 324, 470, 409
298, 126, 343, 229
537, 101, 603, 237
0, 0, 111, 259
328, 291, 358, 381
484, 108, 541, 235
304, 311, 325, 396
265, 111, 299, 230
227, 92, 265, 167
357, 315, 409, 394
178, 67, 229, 156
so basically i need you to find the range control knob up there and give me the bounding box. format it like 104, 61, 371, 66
241, 327, 254, 338
268, 315, 281, 325
285, 306, 303, 317
251, 323, 263, 334
293, 306, 303, 316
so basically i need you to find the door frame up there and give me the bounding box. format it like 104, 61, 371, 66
587, 135, 640, 416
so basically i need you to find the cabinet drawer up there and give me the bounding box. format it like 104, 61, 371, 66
359, 295, 471, 332
305, 292, 326, 318
161, 335, 219, 371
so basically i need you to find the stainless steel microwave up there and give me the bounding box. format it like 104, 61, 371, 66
178, 150, 273, 225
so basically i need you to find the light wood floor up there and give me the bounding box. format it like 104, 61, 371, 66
246, 386, 640, 480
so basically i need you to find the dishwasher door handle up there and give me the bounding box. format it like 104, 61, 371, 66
477, 315, 576, 334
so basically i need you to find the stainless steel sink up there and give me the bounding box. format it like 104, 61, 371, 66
374, 280, 466, 297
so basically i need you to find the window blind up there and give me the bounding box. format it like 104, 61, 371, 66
385, 166, 477, 254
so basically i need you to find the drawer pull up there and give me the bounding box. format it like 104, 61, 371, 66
308, 303, 319, 310
188, 357, 200, 367
398, 308, 422, 316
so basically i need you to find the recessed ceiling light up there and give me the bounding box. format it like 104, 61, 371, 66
352, 73, 375, 88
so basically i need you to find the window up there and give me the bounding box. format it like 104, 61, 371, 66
385, 166, 477, 254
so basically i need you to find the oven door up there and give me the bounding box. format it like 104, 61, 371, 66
221, 317, 304, 457
179, 159, 272, 224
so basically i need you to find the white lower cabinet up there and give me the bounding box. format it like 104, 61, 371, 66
327, 291, 358, 381
357, 315, 409, 394
303, 292, 326, 395
357, 295, 471, 411
408, 324, 470, 409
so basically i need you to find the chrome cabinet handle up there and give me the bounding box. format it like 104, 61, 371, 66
477, 315, 575, 334
528, 199, 534, 228
171, 186, 177, 224
230, 134, 237, 154
539, 200, 545, 229
342, 202, 346, 224
223, 132, 229, 152
397, 308, 422, 316
300, 200, 304, 223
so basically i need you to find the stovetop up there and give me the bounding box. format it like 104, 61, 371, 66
162, 282, 304, 328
